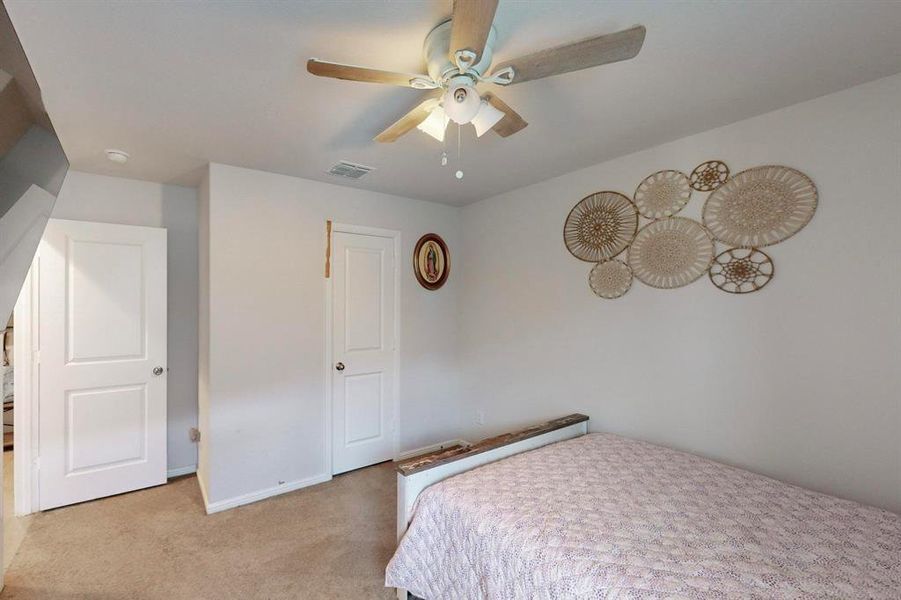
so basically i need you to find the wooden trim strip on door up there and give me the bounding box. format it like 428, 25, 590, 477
325, 220, 332, 278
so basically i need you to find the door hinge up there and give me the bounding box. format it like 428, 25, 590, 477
189, 428, 201, 443
33, 457, 40, 471
34, 350, 40, 365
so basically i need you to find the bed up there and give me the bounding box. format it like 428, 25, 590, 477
386, 415, 901, 599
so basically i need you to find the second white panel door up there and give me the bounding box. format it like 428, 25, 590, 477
331, 230, 396, 475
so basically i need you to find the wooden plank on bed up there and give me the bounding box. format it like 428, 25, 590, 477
395, 414, 589, 537
393, 414, 589, 600
395, 413, 589, 476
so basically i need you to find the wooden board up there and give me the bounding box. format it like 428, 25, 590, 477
449, 0, 499, 61
374, 96, 440, 143
494, 26, 646, 85
483, 92, 528, 138
393, 413, 590, 600
306, 59, 418, 87
396, 413, 588, 476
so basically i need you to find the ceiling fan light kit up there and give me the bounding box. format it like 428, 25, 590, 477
443, 77, 482, 124
307, 0, 646, 171
471, 100, 505, 137
417, 105, 450, 142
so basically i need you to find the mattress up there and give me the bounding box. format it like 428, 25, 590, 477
385, 433, 901, 599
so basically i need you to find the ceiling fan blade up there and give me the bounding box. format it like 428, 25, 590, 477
449, 0, 499, 62
307, 59, 423, 87
374, 95, 441, 143
483, 92, 528, 138
493, 25, 646, 85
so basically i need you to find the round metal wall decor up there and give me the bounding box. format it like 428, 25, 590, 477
413, 233, 449, 290
709, 248, 774, 294
702, 165, 817, 248
563, 191, 638, 262
628, 217, 715, 289
589, 259, 633, 299
633, 170, 692, 219
689, 160, 730, 191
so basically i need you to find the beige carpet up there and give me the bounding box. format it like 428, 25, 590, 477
3, 451, 33, 572
1, 462, 397, 599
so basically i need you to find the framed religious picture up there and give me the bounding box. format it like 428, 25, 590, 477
413, 233, 449, 290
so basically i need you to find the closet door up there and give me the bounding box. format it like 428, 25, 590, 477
331, 229, 396, 475
38, 219, 167, 510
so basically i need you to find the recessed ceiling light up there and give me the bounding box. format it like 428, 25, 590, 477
105, 149, 129, 164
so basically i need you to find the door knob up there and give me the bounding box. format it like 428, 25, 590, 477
335, 362, 345, 372
152, 366, 165, 376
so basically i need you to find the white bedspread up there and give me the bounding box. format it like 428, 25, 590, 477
386, 433, 901, 599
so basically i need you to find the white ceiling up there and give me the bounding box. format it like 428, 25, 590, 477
6, 1, 901, 206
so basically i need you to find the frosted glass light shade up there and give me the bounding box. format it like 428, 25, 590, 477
416, 106, 449, 142
443, 84, 481, 124
471, 101, 505, 137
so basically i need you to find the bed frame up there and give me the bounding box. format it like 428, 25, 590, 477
392, 414, 590, 600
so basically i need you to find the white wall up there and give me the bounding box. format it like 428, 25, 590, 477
200, 164, 461, 506
51, 170, 199, 474
458, 74, 901, 513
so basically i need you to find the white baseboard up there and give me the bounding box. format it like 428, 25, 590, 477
196, 472, 210, 510
167, 465, 197, 478
202, 472, 332, 515
396, 439, 469, 461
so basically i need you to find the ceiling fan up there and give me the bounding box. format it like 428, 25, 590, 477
307, 0, 646, 144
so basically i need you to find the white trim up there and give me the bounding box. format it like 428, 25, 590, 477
196, 470, 210, 510
166, 465, 197, 478
325, 222, 402, 476
13, 261, 40, 516
202, 472, 331, 515
395, 439, 469, 461
323, 264, 333, 477
12, 266, 31, 516
331, 223, 401, 239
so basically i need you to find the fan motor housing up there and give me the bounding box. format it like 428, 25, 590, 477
423, 19, 497, 83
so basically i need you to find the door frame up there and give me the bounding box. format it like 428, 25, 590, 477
13, 262, 40, 515
324, 222, 401, 477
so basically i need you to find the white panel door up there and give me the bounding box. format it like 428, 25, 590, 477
332, 230, 396, 475
38, 219, 167, 510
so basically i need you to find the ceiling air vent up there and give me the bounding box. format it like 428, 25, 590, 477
327, 160, 374, 180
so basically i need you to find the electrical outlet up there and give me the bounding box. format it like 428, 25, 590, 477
476, 408, 485, 426
189, 427, 201, 442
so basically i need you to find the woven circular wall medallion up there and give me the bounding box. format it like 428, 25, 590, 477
690, 160, 730, 191
589, 259, 633, 299
633, 170, 692, 219
628, 217, 715, 289
709, 248, 774, 294
702, 165, 817, 248
563, 191, 638, 262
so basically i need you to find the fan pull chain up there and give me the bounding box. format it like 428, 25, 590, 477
455, 124, 463, 180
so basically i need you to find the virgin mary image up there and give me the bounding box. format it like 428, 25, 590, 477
425, 242, 439, 282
